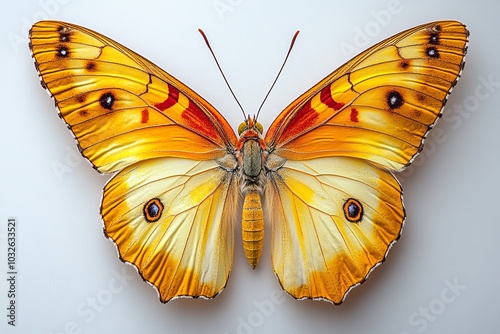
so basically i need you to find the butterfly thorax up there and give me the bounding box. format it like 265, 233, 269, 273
236, 116, 267, 268
236, 116, 267, 190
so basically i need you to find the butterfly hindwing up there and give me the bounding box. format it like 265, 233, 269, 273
266, 157, 404, 304
102, 157, 239, 302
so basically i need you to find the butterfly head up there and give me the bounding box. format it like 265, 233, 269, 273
238, 115, 263, 137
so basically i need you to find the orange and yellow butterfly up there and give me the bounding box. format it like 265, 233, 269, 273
29, 20, 468, 304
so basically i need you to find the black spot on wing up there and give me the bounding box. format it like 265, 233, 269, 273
387, 90, 404, 110
99, 92, 115, 110
56, 45, 69, 58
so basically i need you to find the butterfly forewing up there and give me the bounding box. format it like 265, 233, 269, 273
29, 21, 237, 173
266, 21, 468, 171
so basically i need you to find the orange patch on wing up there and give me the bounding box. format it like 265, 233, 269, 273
280, 256, 369, 304
143, 250, 222, 302
285, 266, 355, 304
105, 221, 222, 302
286, 232, 398, 304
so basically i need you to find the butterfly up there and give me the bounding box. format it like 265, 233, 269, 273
29, 20, 468, 304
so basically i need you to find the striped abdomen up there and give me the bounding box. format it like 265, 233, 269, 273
242, 189, 264, 269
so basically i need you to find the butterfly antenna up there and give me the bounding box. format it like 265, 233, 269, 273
198, 29, 246, 120
255, 30, 300, 121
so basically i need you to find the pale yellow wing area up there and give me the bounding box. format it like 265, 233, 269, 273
30, 21, 237, 173
266, 21, 468, 171
266, 157, 404, 304
101, 157, 239, 302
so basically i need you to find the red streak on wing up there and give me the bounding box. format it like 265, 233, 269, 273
320, 86, 344, 111
154, 84, 179, 111
285, 101, 319, 138
141, 108, 149, 123
350, 108, 359, 122
278, 85, 346, 143
152, 83, 225, 146
181, 100, 220, 142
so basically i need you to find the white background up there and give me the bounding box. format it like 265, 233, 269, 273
1, 0, 499, 333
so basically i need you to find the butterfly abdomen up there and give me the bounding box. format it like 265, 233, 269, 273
242, 189, 264, 269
